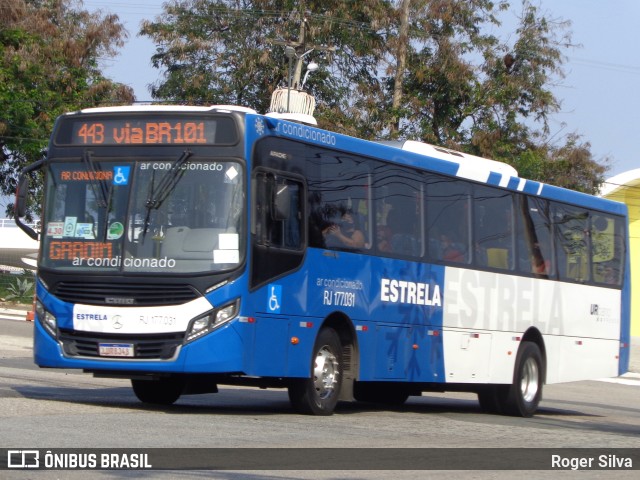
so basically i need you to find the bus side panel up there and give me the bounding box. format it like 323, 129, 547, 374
246, 315, 289, 377
443, 267, 622, 384
244, 315, 318, 378
440, 329, 493, 383
552, 337, 620, 383
256, 250, 448, 383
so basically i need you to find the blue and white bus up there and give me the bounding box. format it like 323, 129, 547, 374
15, 104, 630, 417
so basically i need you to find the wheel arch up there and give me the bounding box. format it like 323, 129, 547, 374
520, 327, 547, 383
320, 311, 359, 401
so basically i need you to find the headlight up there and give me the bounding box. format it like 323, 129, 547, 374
35, 299, 57, 338
185, 299, 239, 343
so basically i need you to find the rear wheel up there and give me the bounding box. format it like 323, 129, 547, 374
477, 342, 543, 417
131, 377, 184, 405
502, 341, 543, 417
288, 328, 343, 415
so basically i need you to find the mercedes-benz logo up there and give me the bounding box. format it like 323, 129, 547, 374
112, 315, 123, 330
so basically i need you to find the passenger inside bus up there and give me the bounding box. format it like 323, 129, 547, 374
376, 225, 393, 252
439, 232, 465, 263
323, 211, 365, 249
386, 204, 420, 257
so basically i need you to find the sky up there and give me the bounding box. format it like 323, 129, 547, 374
86, 0, 640, 180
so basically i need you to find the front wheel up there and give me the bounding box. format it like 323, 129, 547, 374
131, 377, 184, 405
288, 328, 343, 415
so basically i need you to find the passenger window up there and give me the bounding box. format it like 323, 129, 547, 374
554, 205, 590, 282
474, 186, 514, 270
253, 172, 303, 250
307, 153, 371, 251
374, 165, 424, 258
591, 214, 624, 286
425, 175, 470, 264
516, 196, 554, 277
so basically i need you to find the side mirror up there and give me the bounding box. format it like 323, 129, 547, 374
14, 158, 45, 241
15, 175, 29, 218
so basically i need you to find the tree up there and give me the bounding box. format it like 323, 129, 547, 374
141, 0, 606, 192
0, 0, 134, 218
140, 0, 390, 136
543, 134, 608, 194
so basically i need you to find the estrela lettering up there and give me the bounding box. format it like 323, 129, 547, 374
380, 278, 442, 306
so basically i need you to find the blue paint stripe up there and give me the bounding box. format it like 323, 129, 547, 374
507, 176, 521, 190
522, 180, 543, 195
486, 171, 503, 186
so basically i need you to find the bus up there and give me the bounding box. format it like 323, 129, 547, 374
15, 104, 630, 417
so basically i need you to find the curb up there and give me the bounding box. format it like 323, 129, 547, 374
0, 306, 33, 321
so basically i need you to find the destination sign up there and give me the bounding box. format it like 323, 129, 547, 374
54, 115, 238, 146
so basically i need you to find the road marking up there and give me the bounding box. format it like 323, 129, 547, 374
596, 372, 640, 386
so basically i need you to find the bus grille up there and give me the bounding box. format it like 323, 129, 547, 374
52, 282, 199, 306
59, 330, 184, 360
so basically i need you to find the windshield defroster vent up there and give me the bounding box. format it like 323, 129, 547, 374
52, 282, 200, 306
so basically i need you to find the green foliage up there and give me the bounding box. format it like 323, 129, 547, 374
139, 0, 607, 192
0, 0, 607, 196
0, 0, 135, 218
140, 0, 389, 124
6, 277, 34, 302
0, 273, 34, 303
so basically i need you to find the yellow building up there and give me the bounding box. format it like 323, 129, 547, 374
600, 170, 640, 337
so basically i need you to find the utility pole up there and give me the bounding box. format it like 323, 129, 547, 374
270, 7, 334, 91
267, 5, 334, 118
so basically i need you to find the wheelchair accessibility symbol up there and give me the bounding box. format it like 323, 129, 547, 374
267, 284, 282, 313
113, 166, 130, 185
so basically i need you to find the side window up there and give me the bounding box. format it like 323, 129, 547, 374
554, 204, 590, 282
308, 152, 371, 251
591, 213, 624, 286
425, 175, 470, 264
253, 171, 303, 250
474, 186, 514, 270
251, 169, 305, 289
374, 164, 424, 258
515, 196, 554, 277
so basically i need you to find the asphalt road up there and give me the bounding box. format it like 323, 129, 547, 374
1, 318, 639, 479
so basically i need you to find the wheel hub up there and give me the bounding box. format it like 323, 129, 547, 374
520, 357, 539, 403
313, 345, 339, 399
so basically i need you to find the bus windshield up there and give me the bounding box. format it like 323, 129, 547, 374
40, 155, 244, 274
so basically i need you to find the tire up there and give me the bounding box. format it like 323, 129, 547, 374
354, 382, 410, 406
288, 328, 343, 415
502, 341, 544, 417
131, 377, 184, 405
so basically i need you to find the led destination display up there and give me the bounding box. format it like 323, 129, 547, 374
54, 115, 238, 146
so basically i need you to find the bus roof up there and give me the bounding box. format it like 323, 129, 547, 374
73, 105, 258, 115
398, 140, 519, 179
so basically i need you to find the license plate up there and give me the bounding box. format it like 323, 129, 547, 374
98, 343, 134, 357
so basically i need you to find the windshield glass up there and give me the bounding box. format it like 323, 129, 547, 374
41, 155, 244, 274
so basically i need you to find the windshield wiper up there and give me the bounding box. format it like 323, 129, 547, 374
82, 150, 108, 208
141, 149, 193, 239
101, 182, 115, 242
